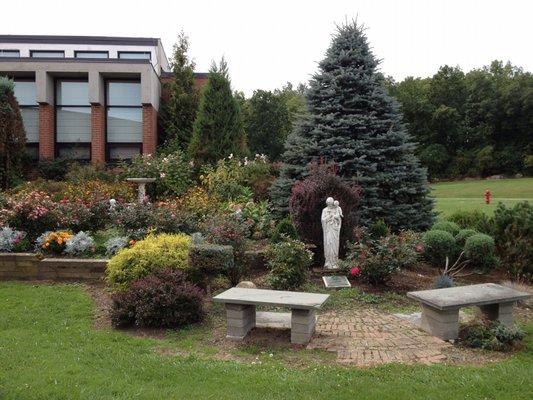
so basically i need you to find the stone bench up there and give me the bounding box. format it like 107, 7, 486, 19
407, 283, 531, 340
213, 287, 329, 344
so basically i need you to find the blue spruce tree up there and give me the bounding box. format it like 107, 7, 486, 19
271, 21, 434, 230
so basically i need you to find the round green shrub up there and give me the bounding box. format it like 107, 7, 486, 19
106, 233, 191, 289
267, 238, 313, 290
464, 233, 497, 270
455, 229, 479, 248
368, 219, 389, 240
432, 221, 461, 236
422, 229, 458, 267
270, 217, 298, 243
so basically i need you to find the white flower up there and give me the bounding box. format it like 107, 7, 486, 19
228, 153, 234, 159
189, 160, 195, 167
244, 157, 248, 166
160, 172, 166, 178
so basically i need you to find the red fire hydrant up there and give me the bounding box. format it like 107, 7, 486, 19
485, 189, 491, 205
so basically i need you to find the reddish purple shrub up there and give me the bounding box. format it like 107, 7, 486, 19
110, 268, 205, 329
289, 163, 360, 259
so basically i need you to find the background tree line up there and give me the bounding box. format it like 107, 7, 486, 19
386, 61, 533, 179
159, 33, 532, 180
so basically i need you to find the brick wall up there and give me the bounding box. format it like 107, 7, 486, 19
38, 104, 54, 160
91, 105, 106, 164
142, 104, 157, 155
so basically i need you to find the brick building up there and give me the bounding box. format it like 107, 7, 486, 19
0, 35, 207, 164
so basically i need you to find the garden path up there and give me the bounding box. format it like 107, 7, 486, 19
306, 309, 451, 366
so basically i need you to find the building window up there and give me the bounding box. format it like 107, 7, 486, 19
55, 80, 91, 160
30, 50, 65, 58
74, 51, 109, 59
118, 51, 151, 60
13, 79, 38, 159
106, 80, 142, 161
0, 50, 20, 58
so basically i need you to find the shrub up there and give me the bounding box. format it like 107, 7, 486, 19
239, 200, 272, 239
64, 231, 95, 256
455, 229, 479, 248
459, 320, 525, 351
188, 243, 234, 287
289, 164, 360, 260
36, 230, 73, 254
4, 190, 61, 238
368, 219, 389, 240
106, 233, 191, 289
432, 221, 460, 236
111, 202, 156, 239
464, 233, 497, 271
270, 217, 298, 243
493, 201, 532, 281
448, 209, 494, 234
343, 230, 421, 284
200, 157, 253, 202
37, 158, 71, 180
266, 238, 313, 290
434, 275, 455, 289
174, 186, 219, 221
65, 163, 119, 184
422, 230, 458, 267
121, 150, 193, 198
110, 268, 205, 329
105, 236, 129, 256
0, 227, 28, 252
205, 213, 251, 285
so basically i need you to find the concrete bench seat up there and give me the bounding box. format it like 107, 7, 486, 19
407, 283, 531, 340
213, 288, 329, 344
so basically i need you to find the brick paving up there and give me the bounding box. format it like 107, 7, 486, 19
306, 309, 451, 366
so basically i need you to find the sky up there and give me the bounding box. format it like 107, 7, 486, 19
3, 0, 532, 95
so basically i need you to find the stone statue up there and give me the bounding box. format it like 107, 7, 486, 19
321, 197, 342, 269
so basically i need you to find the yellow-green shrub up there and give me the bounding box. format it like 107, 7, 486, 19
106, 233, 191, 289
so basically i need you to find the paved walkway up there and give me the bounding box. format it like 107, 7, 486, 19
306, 309, 451, 366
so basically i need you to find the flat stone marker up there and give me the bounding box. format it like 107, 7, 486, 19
322, 275, 351, 289
407, 283, 531, 341
213, 288, 329, 344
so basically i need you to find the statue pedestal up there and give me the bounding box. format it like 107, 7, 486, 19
126, 178, 156, 203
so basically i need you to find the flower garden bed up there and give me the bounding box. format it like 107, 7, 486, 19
0, 253, 107, 281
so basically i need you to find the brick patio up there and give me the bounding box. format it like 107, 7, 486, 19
306, 309, 451, 366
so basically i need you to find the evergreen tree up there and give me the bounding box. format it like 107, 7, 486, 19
188, 58, 247, 164
244, 89, 291, 161
271, 21, 434, 231
159, 31, 199, 150
0, 77, 26, 189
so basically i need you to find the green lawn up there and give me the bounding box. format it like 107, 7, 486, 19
1, 283, 532, 399
431, 178, 533, 217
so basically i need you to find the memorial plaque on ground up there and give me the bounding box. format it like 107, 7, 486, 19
322, 275, 351, 289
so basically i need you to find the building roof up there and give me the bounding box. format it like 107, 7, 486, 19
0, 35, 160, 46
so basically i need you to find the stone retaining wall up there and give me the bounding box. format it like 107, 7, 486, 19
0, 253, 107, 282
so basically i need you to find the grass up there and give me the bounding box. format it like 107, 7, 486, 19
431, 177, 533, 217
1, 283, 533, 399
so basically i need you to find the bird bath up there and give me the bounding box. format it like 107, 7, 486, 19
126, 178, 156, 203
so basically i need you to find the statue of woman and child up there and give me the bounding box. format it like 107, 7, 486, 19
321, 197, 343, 269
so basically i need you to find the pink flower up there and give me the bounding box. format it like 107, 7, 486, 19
350, 267, 361, 277
415, 243, 424, 253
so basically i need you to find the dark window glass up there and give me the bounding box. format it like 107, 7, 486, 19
56, 81, 89, 105
107, 82, 141, 106
118, 51, 151, 60
75, 51, 108, 59
14, 80, 38, 143
0, 50, 20, 57
55, 79, 90, 160
30, 50, 65, 58
106, 80, 142, 160
13, 81, 37, 105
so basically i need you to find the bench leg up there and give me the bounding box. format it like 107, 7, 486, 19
291, 309, 316, 345
420, 304, 459, 341
225, 304, 256, 340
479, 302, 514, 327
